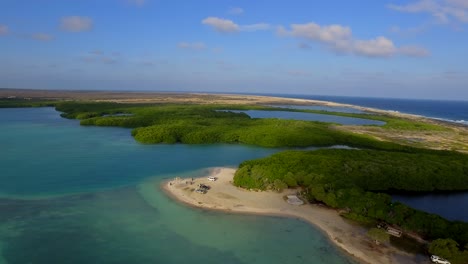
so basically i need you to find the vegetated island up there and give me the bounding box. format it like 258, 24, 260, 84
1, 89, 468, 263
164, 168, 416, 264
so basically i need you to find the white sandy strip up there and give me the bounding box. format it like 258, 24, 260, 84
162, 167, 420, 264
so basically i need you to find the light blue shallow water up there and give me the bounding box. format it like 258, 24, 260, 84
270, 104, 364, 114
0, 107, 356, 264
224, 110, 384, 126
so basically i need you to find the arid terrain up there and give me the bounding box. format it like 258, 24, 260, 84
2, 88, 467, 153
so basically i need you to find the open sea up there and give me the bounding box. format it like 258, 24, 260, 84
266, 94, 468, 222
1, 95, 467, 263
266, 94, 468, 126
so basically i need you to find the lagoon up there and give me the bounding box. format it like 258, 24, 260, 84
270, 104, 365, 114
0, 107, 355, 264
223, 110, 384, 126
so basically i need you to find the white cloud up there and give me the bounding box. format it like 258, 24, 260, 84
31, 33, 53, 41
388, 0, 468, 24
127, 0, 146, 7
279, 22, 429, 58
177, 42, 206, 50
283, 23, 352, 43
228, 7, 244, 15
447, 0, 468, 8
354, 37, 396, 57
0, 24, 9, 35
202, 17, 240, 33
202, 17, 271, 33
60, 16, 93, 32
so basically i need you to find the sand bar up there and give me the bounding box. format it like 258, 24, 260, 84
163, 167, 422, 264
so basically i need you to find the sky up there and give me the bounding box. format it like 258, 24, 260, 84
1, 0, 468, 100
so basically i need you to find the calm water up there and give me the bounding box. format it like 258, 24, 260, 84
393, 192, 468, 222
0, 108, 355, 264
270, 105, 364, 114
260, 95, 468, 221
224, 110, 384, 126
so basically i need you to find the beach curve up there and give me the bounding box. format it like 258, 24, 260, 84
162, 167, 421, 264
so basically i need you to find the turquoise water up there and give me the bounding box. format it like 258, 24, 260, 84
223, 110, 384, 126
270, 105, 364, 114
0, 108, 355, 264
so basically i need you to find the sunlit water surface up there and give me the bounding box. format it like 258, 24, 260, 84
0, 108, 356, 264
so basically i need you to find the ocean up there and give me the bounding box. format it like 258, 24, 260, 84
265, 94, 468, 221
1, 95, 467, 264
267, 94, 468, 126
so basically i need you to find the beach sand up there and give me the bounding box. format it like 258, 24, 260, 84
3, 89, 466, 153
162, 167, 422, 264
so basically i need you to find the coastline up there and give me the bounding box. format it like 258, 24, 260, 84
162, 167, 421, 264
2, 89, 467, 152
1, 88, 464, 127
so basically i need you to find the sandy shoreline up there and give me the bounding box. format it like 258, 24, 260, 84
3, 89, 466, 152
162, 167, 422, 264
1, 88, 464, 127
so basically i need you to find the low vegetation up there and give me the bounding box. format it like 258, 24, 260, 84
2, 99, 467, 262
233, 149, 468, 263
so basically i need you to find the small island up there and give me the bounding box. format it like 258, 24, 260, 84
164, 167, 413, 264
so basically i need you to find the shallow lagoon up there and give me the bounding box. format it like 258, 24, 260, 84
223, 110, 384, 126
0, 108, 355, 264
270, 104, 365, 114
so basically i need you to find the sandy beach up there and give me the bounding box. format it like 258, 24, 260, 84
3, 89, 467, 153
163, 167, 423, 264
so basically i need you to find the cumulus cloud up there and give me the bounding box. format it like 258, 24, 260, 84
60, 16, 93, 32
202, 17, 240, 33
388, 0, 468, 24
177, 42, 206, 50
354, 37, 396, 57
0, 24, 9, 35
278, 22, 429, 58
202, 17, 270, 33
31, 33, 53, 41
280, 23, 352, 43
228, 7, 244, 15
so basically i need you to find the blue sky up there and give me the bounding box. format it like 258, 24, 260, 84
1, 0, 467, 100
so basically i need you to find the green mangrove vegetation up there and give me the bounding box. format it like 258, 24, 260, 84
0, 98, 56, 108
233, 149, 468, 263
50, 101, 448, 151
2, 100, 467, 262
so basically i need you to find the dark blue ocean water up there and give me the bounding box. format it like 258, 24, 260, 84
265, 94, 468, 125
